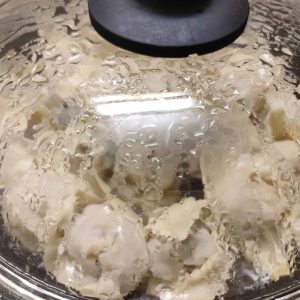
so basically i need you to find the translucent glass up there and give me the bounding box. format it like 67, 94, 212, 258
0, 0, 299, 299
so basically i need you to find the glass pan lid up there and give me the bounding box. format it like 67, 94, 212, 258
0, 0, 299, 300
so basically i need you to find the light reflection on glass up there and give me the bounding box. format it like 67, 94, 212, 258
92, 92, 204, 116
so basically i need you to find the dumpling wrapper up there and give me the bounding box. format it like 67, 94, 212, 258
52, 204, 149, 300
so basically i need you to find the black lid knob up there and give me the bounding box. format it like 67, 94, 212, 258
89, 0, 249, 57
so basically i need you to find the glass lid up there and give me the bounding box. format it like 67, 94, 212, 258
0, 0, 299, 300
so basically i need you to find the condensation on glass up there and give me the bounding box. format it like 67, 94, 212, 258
0, 0, 299, 300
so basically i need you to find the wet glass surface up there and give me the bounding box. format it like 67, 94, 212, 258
0, 0, 299, 299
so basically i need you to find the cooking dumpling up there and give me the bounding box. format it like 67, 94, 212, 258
49, 203, 149, 300
2, 168, 84, 252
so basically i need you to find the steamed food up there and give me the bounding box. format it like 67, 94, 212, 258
0, 11, 299, 300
